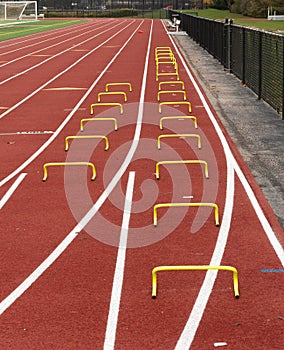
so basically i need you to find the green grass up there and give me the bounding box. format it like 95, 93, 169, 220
184, 9, 284, 33
0, 19, 86, 41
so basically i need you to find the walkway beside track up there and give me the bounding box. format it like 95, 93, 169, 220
174, 34, 284, 229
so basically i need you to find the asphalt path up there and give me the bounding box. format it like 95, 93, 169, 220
173, 33, 284, 229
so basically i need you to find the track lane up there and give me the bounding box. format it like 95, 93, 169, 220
0, 15, 151, 308
0, 18, 283, 350
0, 20, 143, 183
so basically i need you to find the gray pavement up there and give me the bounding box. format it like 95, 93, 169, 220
173, 34, 284, 229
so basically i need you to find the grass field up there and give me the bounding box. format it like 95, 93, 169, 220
185, 9, 284, 33
0, 9, 283, 41
0, 19, 86, 41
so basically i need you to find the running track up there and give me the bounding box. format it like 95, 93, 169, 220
0, 18, 283, 349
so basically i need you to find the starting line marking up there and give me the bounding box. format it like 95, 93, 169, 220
0, 173, 27, 210
103, 171, 135, 350
0, 131, 54, 136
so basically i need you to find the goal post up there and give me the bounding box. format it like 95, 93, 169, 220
0, 1, 38, 21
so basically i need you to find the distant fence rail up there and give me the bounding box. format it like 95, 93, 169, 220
170, 10, 284, 118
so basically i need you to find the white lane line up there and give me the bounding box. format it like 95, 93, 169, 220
0, 20, 153, 315
175, 160, 234, 350
0, 20, 102, 57
0, 20, 127, 86
168, 21, 284, 349
0, 20, 114, 69
233, 160, 284, 266
0, 173, 27, 210
103, 171, 135, 350
0, 20, 135, 188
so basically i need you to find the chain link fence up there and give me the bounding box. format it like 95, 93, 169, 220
170, 10, 284, 117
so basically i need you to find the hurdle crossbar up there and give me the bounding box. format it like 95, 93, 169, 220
157, 134, 201, 150
80, 117, 118, 132
159, 81, 185, 91
160, 116, 197, 129
42, 162, 96, 182
159, 101, 191, 113
157, 90, 186, 101
151, 265, 239, 299
156, 72, 180, 81
65, 135, 109, 151
105, 82, 132, 92
153, 202, 220, 226
98, 91, 127, 102
90, 103, 123, 115
155, 160, 209, 179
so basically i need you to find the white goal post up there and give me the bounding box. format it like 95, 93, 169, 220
0, 1, 38, 21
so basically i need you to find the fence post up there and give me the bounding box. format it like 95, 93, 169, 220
223, 18, 228, 69
258, 31, 262, 100
229, 19, 233, 73
282, 36, 284, 119
242, 27, 246, 84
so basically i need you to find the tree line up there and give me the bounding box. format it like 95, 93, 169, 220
212, 0, 284, 17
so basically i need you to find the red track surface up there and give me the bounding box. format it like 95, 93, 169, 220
0, 18, 283, 349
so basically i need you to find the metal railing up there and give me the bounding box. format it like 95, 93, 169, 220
170, 10, 284, 118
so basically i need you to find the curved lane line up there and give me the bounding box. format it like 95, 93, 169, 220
0, 19, 153, 316
0, 173, 27, 209
0, 20, 135, 187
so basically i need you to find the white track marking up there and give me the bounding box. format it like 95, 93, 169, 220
233, 160, 284, 265
0, 20, 153, 315
0, 173, 27, 210
0, 20, 127, 84
103, 171, 135, 350
0, 21, 103, 56
167, 22, 284, 349
169, 26, 284, 262
175, 160, 234, 350
0, 20, 136, 188
0, 20, 118, 68
0, 21, 92, 50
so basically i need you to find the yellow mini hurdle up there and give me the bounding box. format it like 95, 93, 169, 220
97, 91, 127, 102
157, 134, 201, 150
158, 81, 185, 91
90, 103, 123, 115
159, 116, 198, 129
105, 82, 132, 92
151, 265, 239, 299
159, 101, 191, 113
155, 47, 172, 54
157, 90, 187, 101
153, 202, 220, 226
156, 72, 180, 81
42, 162, 96, 182
155, 55, 176, 63
65, 135, 109, 151
155, 160, 209, 180
80, 117, 118, 132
